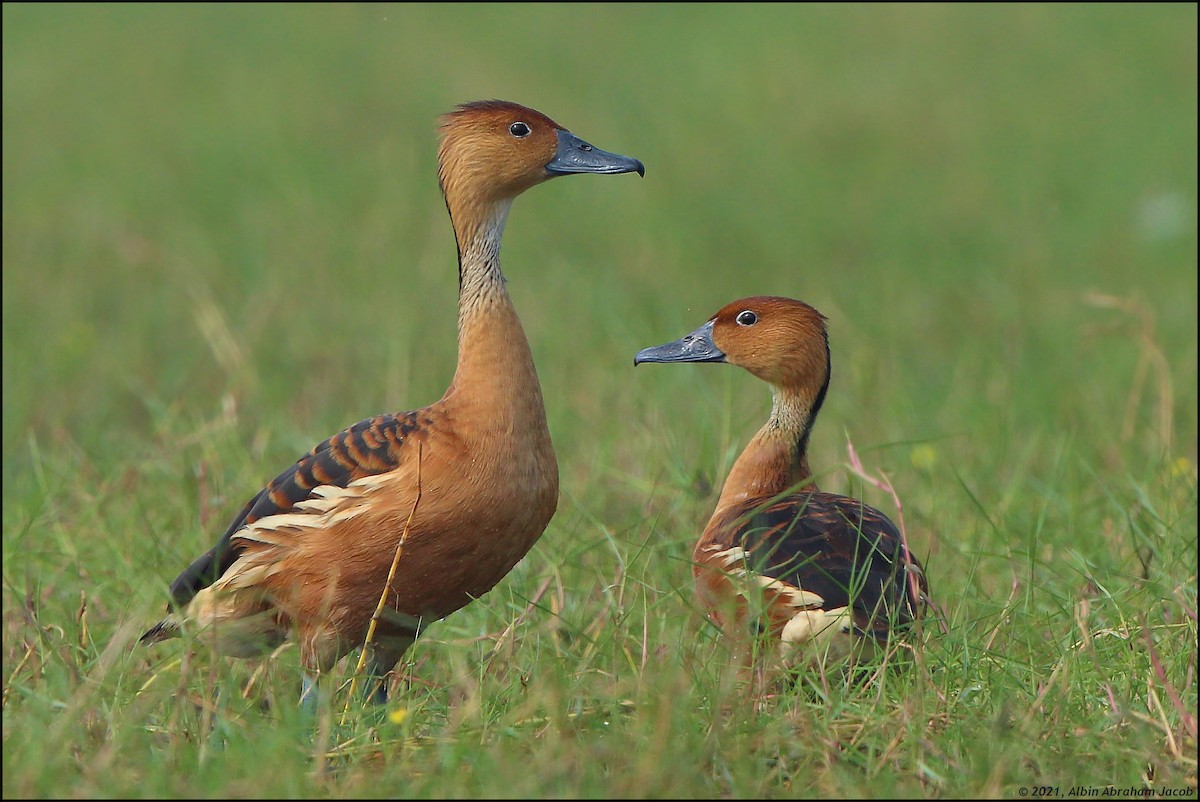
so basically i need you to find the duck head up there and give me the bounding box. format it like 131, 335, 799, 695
634, 296, 830, 395
438, 100, 644, 208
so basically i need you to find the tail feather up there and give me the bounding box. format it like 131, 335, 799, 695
139, 615, 181, 645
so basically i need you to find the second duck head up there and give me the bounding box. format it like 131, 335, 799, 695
634, 296, 831, 398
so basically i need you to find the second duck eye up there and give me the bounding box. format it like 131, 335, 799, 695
736, 310, 758, 326
509, 122, 531, 138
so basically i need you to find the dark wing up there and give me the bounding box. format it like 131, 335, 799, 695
165, 411, 424, 608
714, 490, 927, 639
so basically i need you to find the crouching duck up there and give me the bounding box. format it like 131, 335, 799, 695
635, 296, 928, 675
142, 100, 644, 704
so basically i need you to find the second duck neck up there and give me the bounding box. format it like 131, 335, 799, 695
713, 386, 821, 511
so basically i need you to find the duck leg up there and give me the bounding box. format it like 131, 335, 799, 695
361, 634, 416, 705
299, 671, 322, 713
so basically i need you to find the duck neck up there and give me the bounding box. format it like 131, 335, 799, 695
713, 385, 821, 511
442, 199, 548, 438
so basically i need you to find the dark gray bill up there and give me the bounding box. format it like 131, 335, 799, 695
634, 319, 726, 365
546, 129, 645, 177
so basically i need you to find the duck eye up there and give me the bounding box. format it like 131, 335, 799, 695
736, 310, 758, 326
509, 122, 531, 138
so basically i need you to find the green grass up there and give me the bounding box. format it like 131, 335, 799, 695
3, 4, 1196, 798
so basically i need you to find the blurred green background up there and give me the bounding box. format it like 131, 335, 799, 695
5, 4, 1195, 468
3, 4, 1196, 798
4, 4, 1195, 463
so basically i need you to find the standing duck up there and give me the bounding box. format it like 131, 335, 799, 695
142, 100, 644, 703
635, 296, 927, 673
